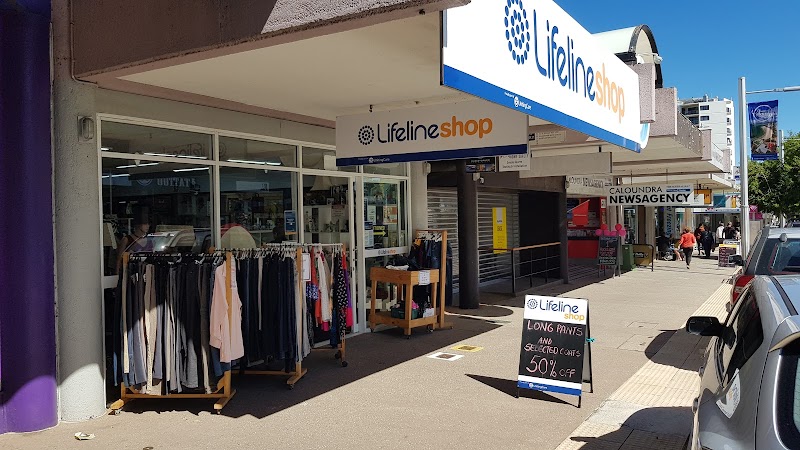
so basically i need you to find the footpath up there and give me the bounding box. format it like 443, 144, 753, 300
0, 257, 733, 450
554, 279, 731, 449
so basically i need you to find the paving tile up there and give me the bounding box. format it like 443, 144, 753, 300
670, 369, 701, 389
617, 335, 656, 352
627, 321, 659, 329
568, 422, 634, 444
658, 387, 698, 407
622, 429, 687, 450
555, 438, 622, 450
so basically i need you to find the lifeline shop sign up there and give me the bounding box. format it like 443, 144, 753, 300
607, 184, 704, 207
335, 100, 527, 166
442, 0, 647, 153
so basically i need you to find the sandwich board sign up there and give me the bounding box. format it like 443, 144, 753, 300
517, 295, 593, 406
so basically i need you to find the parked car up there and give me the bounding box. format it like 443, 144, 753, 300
730, 228, 800, 304
687, 275, 800, 449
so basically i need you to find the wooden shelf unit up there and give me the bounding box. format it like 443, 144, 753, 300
369, 267, 440, 338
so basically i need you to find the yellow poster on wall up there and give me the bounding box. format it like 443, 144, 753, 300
492, 207, 507, 254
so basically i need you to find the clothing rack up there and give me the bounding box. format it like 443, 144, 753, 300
110, 251, 236, 414
212, 242, 349, 390
414, 229, 453, 330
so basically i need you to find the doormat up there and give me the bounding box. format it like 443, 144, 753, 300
451, 344, 484, 352
427, 352, 464, 361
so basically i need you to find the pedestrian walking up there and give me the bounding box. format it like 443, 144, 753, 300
723, 222, 737, 240
679, 226, 697, 269
702, 225, 715, 258
695, 225, 706, 256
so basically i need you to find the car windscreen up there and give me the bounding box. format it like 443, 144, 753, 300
777, 339, 800, 446
756, 239, 800, 274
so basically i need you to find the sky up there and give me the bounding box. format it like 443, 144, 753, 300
556, 0, 800, 165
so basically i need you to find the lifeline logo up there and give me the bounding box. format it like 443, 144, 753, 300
502, 0, 627, 123
355, 116, 494, 146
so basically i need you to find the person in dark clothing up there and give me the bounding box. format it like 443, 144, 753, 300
695, 225, 706, 256
702, 225, 715, 258
723, 222, 737, 240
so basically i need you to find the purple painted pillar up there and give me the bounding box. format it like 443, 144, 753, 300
0, 5, 58, 433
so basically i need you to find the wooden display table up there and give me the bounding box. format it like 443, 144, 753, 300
369, 267, 444, 338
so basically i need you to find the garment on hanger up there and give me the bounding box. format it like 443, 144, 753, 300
118, 255, 240, 394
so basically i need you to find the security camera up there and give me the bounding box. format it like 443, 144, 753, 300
479, 176, 485, 184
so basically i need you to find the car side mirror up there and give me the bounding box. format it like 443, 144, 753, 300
686, 316, 724, 337
729, 255, 744, 266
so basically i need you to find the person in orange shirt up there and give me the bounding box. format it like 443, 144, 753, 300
678, 226, 697, 269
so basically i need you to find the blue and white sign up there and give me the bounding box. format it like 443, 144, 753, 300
442, 0, 646, 152
336, 99, 528, 166
607, 184, 705, 207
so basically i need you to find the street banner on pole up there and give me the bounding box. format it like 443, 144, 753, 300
749, 100, 779, 161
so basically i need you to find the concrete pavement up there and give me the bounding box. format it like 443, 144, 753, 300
0, 257, 733, 449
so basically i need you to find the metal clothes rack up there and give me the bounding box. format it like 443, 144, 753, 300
111, 251, 236, 414
414, 229, 453, 331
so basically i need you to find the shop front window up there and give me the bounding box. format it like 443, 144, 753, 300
220, 136, 296, 167
101, 122, 211, 160
219, 167, 298, 248
363, 163, 407, 176
303, 146, 357, 172
302, 174, 352, 246
101, 158, 212, 276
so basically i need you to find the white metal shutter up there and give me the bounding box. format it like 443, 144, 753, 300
427, 189, 460, 289
427, 188, 520, 290
478, 190, 520, 285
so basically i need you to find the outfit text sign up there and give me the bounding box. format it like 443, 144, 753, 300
518, 296, 589, 397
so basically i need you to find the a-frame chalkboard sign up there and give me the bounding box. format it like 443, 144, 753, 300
516, 295, 594, 407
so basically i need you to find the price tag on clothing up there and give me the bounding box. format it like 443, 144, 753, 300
418, 270, 431, 286
302, 253, 311, 281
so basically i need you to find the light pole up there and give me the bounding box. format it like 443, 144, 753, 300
738, 78, 800, 257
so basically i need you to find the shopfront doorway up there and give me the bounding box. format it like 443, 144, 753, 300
97, 115, 411, 403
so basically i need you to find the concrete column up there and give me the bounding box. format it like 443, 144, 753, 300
456, 161, 479, 309
645, 207, 656, 248
53, 0, 106, 421
558, 190, 569, 284
409, 162, 428, 231
0, 6, 58, 433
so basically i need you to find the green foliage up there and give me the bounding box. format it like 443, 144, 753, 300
748, 131, 800, 218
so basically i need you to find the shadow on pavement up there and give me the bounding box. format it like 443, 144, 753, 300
645, 330, 677, 359
446, 304, 514, 318
465, 374, 571, 406
114, 315, 501, 418
567, 406, 692, 449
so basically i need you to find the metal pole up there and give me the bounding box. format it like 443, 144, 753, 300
780, 129, 786, 227
738, 77, 750, 257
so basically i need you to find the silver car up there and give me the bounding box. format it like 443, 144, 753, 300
687, 275, 800, 449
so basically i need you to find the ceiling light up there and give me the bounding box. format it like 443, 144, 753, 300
172, 167, 209, 173
116, 162, 160, 169
228, 159, 266, 165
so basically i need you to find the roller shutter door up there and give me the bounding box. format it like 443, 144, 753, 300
427, 188, 519, 291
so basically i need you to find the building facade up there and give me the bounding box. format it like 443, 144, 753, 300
680, 96, 736, 174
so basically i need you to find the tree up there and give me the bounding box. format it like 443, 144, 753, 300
748, 131, 800, 220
